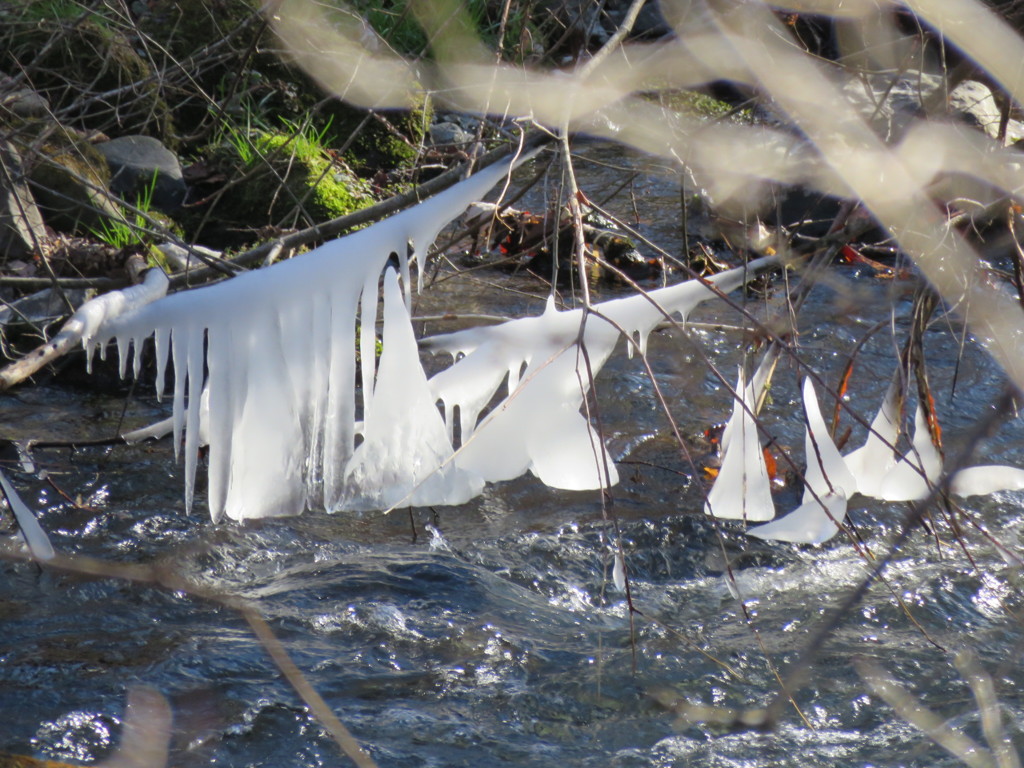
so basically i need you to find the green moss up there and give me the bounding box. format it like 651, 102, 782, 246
27, 127, 123, 234
209, 128, 376, 231
256, 131, 373, 221
317, 91, 433, 174
649, 89, 754, 123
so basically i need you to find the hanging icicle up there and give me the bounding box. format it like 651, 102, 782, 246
88, 157, 519, 521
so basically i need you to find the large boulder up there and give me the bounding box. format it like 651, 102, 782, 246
841, 72, 1024, 143
0, 71, 50, 119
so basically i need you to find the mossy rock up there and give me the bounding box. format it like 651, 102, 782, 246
0, 10, 175, 144
204, 129, 376, 235
646, 89, 754, 123
23, 124, 123, 234
317, 92, 433, 174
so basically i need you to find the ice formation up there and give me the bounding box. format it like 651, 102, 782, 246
89, 157, 520, 520
750, 376, 1024, 545
703, 368, 775, 522
68, 151, 777, 521
423, 256, 778, 492
846, 384, 1024, 503
0, 469, 54, 561
748, 378, 854, 544
341, 269, 483, 510
67, 268, 169, 360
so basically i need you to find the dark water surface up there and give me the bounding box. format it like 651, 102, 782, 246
2, 149, 1023, 766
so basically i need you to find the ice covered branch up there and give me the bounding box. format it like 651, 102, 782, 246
0, 268, 168, 391
16, 148, 778, 521
88, 154, 522, 521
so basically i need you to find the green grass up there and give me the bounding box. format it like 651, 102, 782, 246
276, 115, 335, 157
88, 171, 158, 249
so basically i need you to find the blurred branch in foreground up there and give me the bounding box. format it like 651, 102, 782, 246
269, 0, 1024, 393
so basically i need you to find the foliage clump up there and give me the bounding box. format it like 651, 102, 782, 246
211, 125, 376, 231
644, 88, 754, 123
136, 0, 265, 142
341, 0, 532, 57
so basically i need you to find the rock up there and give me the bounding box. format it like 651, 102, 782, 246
28, 131, 123, 235
429, 121, 474, 147
0, 78, 50, 119
603, 0, 671, 38
0, 141, 47, 260
841, 72, 1024, 144
195, 128, 376, 245
538, 0, 611, 52
841, 72, 942, 141
629, 2, 673, 37
95, 135, 187, 212
0, 286, 93, 328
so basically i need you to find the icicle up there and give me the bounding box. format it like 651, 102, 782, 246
359, 270, 381, 423
719, 351, 776, 455
950, 465, 1024, 496
704, 368, 775, 522
749, 378, 854, 544
0, 469, 54, 562
170, 328, 187, 462
843, 378, 900, 497
747, 492, 847, 545
612, 550, 626, 592
116, 335, 130, 379
131, 334, 144, 380
799, 378, 856, 503
182, 325, 205, 514
153, 327, 169, 402
92, 156, 518, 520
341, 269, 482, 510
877, 406, 944, 502
841, 379, 1024, 505
841, 383, 941, 503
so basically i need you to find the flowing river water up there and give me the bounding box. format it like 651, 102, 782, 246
1, 146, 1023, 766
